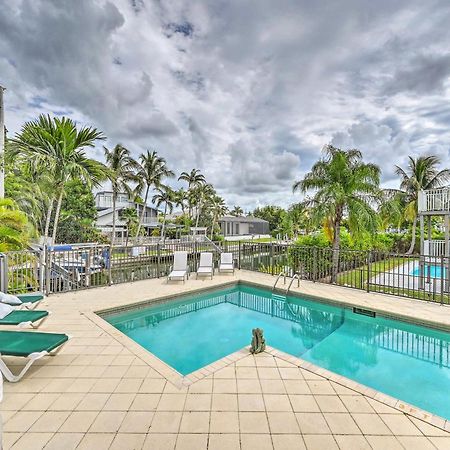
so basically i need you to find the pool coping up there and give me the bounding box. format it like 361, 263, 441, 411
86, 278, 450, 432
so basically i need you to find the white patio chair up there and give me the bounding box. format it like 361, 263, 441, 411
168, 251, 189, 283
196, 252, 214, 279
219, 253, 235, 274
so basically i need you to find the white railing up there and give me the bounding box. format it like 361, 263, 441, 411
424, 239, 448, 257
95, 198, 130, 209
109, 235, 209, 246
418, 189, 450, 213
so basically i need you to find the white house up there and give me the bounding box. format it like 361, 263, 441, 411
95, 191, 159, 240
219, 215, 270, 237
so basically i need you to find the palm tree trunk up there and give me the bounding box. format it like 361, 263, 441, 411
188, 183, 192, 220
407, 217, 417, 254
195, 198, 202, 229
51, 187, 65, 244
135, 186, 149, 241
111, 192, 117, 246
210, 215, 216, 240
331, 218, 341, 283
43, 197, 55, 245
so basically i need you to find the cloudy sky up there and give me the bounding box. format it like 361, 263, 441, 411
1, 0, 450, 211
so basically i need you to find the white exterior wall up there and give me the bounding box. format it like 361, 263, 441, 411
97, 210, 125, 228
238, 223, 249, 235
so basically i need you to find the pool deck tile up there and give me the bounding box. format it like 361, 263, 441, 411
2, 270, 450, 449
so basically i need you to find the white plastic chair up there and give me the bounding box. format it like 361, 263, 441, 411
168, 251, 189, 283
196, 252, 214, 279
219, 253, 235, 274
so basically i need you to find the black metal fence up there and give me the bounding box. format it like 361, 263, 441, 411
1, 242, 449, 304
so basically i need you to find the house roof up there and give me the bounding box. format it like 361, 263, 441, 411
219, 215, 269, 224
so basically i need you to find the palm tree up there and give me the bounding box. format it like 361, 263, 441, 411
193, 183, 215, 229
387, 155, 450, 254
288, 202, 311, 237
104, 144, 138, 245
12, 115, 106, 244
230, 205, 243, 217
209, 195, 228, 240
152, 186, 174, 240
4, 147, 51, 232
293, 145, 381, 282
178, 169, 206, 219
173, 188, 188, 216
134, 150, 174, 238
0, 198, 32, 251
120, 207, 139, 247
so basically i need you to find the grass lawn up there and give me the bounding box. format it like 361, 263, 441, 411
337, 257, 410, 289
369, 285, 450, 304
239, 237, 276, 243
335, 256, 450, 303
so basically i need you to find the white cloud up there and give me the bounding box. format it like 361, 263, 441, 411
1, 0, 450, 209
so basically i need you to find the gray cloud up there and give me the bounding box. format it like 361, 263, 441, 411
1, 0, 450, 210
383, 54, 450, 96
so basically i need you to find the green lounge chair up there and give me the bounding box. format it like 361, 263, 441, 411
0, 310, 49, 328
0, 330, 69, 382
17, 293, 44, 310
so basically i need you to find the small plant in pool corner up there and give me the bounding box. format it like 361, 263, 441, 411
250, 328, 266, 354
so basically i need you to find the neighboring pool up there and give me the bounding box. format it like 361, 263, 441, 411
411, 265, 447, 278
104, 283, 450, 420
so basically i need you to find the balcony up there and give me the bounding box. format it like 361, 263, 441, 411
141, 217, 159, 226
95, 197, 130, 209
418, 188, 450, 214
424, 239, 449, 257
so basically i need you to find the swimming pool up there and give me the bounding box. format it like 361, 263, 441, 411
411, 264, 447, 278
104, 283, 450, 420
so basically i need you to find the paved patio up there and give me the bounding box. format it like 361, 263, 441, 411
2, 270, 450, 449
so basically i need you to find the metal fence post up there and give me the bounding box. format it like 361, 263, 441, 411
447, 252, 450, 304
108, 245, 113, 285
156, 243, 160, 278
366, 250, 371, 293
270, 243, 274, 275
45, 247, 51, 295
39, 248, 45, 293
86, 247, 91, 288
313, 247, 318, 283
0, 253, 7, 293
238, 241, 241, 270
194, 241, 198, 274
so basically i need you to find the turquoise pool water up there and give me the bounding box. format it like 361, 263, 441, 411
411, 265, 447, 278
105, 283, 450, 419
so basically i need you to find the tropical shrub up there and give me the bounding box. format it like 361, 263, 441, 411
0, 199, 33, 251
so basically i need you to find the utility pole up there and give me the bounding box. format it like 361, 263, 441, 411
0, 85, 5, 199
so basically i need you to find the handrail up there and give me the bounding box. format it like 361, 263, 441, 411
272, 272, 286, 291
203, 236, 223, 253
286, 273, 300, 296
